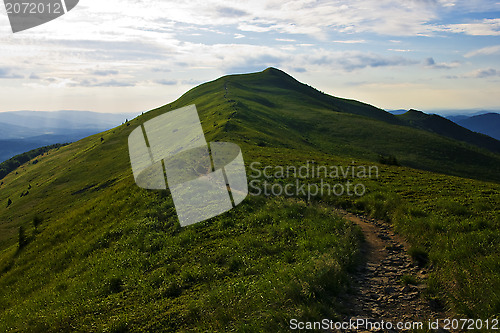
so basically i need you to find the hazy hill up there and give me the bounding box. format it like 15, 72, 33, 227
446, 110, 498, 123
397, 109, 500, 153
0, 68, 499, 331
456, 113, 500, 141
0, 110, 136, 132
0, 110, 138, 163
0, 122, 42, 139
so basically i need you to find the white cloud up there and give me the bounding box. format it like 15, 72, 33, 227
155, 79, 177, 86
0, 0, 499, 113
305, 50, 419, 71
446, 68, 500, 79
0, 67, 23, 79
464, 68, 499, 78
464, 45, 500, 58
0, 0, 480, 43
438, 18, 500, 36
332, 40, 366, 44
424, 57, 461, 69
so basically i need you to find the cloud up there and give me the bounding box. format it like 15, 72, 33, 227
466, 68, 499, 78
446, 68, 500, 79
0, 67, 23, 79
217, 7, 249, 18
424, 57, 460, 69
151, 68, 172, 73
181, 79, 204, 85
309, 51, 419, 71
92, 70, 119, 76
155, 79, 177, 85
425, 57, 436, 66
464, 45, 500, 58
224, 53, 287, 73
69, 79, 135, 87
292, 67, 307, 73
439, 18, 500, 36
332, 40, 367, 44
29, 73, 41, 80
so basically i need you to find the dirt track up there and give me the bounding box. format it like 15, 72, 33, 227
334, 210, 452, 333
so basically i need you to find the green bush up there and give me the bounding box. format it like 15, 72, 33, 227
18, 226, 27, 249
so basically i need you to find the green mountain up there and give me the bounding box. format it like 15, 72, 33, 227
398, 109, 500, 153
155, 67, 499, 182
457, 112, 500, 141
0, 68, 499, 332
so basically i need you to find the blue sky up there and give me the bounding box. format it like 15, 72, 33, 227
0, 0, 499, 115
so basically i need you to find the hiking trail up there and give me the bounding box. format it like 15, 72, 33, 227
334, 209, 454, 333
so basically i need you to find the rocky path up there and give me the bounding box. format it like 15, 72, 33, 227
334, 210, 452, 332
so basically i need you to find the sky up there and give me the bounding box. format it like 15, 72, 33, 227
0, 0, 499, 115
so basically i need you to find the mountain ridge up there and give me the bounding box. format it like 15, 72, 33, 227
153, 67, 500, 181
0, 68, 499, 331
397, 109, 500, 153
456, 112, 500, 141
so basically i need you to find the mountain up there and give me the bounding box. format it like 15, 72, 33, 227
0, 110, 137, 133
153, 67, 498, 181
0, 131, 99, 163
0, 122, 42, 139
390, 110, 500, 142
0, 111, 138, 163
387, 109, 408, 115
0, 68, 499, 331
455, 113, 500, 141
396, 109, 500, 153
444, 110, 497, 123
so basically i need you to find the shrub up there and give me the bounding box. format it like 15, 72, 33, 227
408, 247, 429, 267
108, 277, 123, 294
33, 215, 43, 230
18, 226, 27, 249
401, 274, 419, 286
378, 154, 400, 166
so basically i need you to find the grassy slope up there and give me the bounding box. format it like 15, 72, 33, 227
0, 68, 499, 331
171, 67, 500, 182
398, 109, 500, 154
0, 122, 363, 332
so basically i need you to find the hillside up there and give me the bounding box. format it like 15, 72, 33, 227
155, 67, 500, 182
0, 68, 499, 331
457, 113, 500, 141
0, 111, 137, 163
397, 109, 500, 153
0, 133, 96, 163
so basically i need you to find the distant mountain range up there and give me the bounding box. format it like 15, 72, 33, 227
454, 113, 500, 141
389, 109, 500, 142
396, 109, 500, 153
0, 110, 138, 162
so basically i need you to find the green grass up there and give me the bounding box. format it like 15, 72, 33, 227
0, 194, 361, 332
0, 67, 499, 331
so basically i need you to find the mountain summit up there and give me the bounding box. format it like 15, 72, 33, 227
138, 67, 499, 181
0, 68, 499, 332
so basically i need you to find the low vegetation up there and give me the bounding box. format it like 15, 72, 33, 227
0, 143, 68, 180
0, 68, 498, 331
